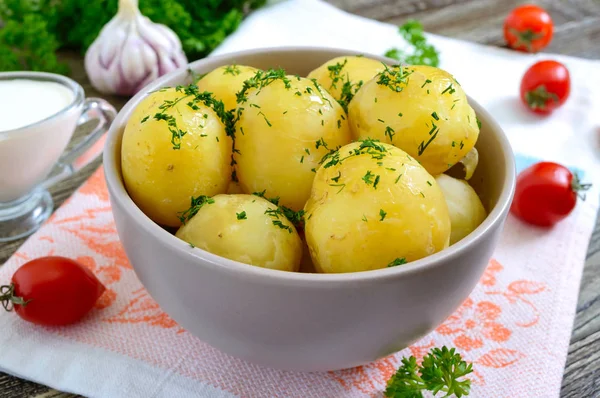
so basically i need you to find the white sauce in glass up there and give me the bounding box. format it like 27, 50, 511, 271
0, 79, 74, 132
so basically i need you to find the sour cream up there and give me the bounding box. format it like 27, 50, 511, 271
0, 79, 74, 132
0, 78, 79, 202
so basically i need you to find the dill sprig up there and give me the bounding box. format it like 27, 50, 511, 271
178, 195, 215, 224
325, 59, 363, 112
252, 190, 305, 231
223, 64, 241, 76
377, 64, 414, 93
152, 84, 235, 150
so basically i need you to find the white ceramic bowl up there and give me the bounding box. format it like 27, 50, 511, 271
104, 47, 515, 372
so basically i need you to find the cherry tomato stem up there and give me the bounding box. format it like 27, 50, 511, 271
572, 173, 593, 200
0, 283, 30, 310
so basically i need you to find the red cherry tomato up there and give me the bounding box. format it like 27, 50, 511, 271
511, 162, 591, 227
504, 5, 553, 53
0, 256, 106, 326
520, 60, 570, 114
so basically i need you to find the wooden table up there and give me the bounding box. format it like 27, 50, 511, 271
1, 0, 599, 396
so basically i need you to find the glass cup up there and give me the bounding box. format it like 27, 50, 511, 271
0, 71, 117, 242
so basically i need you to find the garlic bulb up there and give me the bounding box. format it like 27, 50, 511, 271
84, 0, 188, 96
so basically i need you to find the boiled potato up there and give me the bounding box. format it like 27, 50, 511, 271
348, 65, 479, 176
304, 140, 451, 273
235, 73, 352, 210
176, 194, 302, 271
307, 55, 386, 102
435, 174, 487, 245
196, 64, 259, 111
299, 235, 317, 273
226, 181, 244, 194
122, 87, 231, 227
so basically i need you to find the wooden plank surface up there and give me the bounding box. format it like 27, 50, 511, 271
0, 0, 599, 396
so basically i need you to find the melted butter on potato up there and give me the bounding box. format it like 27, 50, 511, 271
435, 174, 487, 245
348, 64, 479, 176
122, 87, 232, 227
196, 64, 259, 111
234, 72, 352, 210
176, 194, 302, 272
307, 56, 386, 103
304, 140, 451, 273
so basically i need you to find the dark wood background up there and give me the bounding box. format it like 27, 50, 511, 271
0, 0, 599, 396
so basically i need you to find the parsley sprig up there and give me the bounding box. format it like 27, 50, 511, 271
384, 20, 440, 67
384, 346, 473, 397
0, 0, 267, 74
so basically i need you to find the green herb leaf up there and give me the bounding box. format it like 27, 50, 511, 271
384, 20, 440, 67
385, 126, 396, 142
387, 258, 407, 267
384, 346, 473, 398
254, 191, 305, 230
362, 170, 375, 185
223, 64, 241, 76
236, 211, 247, 220
178, 195, 215, 224
0, 0, 267, 73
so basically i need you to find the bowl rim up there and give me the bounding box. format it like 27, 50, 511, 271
104, 46, 516, 286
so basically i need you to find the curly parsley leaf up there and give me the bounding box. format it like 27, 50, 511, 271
384, 346, 473, 398
384, 20, 440, 67
0, 13, 68, 74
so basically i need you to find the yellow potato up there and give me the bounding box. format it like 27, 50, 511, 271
348, 64, 479, 175
176, 194, 302, 272
307, 56, 386, 103
234, 72, 352, 210
435, 174, 487, 245
196, 64, 259, 111
304, 140, 451, 273
299, 237, 317, 273
122, 87, 231, 227
226, 180, 245, 194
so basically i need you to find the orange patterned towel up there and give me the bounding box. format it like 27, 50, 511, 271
0, 156, 596, 397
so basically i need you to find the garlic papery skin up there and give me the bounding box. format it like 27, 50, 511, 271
84, 0, 188, 96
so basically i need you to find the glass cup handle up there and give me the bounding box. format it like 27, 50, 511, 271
42, 98, 117, 189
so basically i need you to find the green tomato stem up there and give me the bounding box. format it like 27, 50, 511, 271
525, 85, 559, 110
572, 172, 592, 201
0, 283, 31, 312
